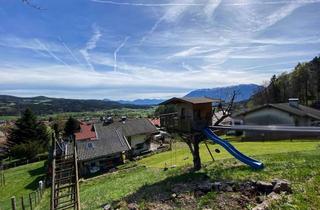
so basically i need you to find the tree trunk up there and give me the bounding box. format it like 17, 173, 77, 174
185, 137, 202, 171
192, 141, 201, 171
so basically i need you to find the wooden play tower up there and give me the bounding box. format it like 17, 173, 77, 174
160, 97, 216, 133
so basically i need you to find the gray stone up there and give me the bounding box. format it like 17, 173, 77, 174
197, 180, 213, 193
225, 185, 233, 192
103, 204, 111, 210
273, 179, 292, 193
213, 182, 222, 191
255, 181, 273, 193
252, 192, 281, 210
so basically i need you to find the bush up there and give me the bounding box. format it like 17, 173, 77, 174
11, 141, 45, 159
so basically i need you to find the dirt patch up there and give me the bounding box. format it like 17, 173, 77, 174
109, 175, 291, 210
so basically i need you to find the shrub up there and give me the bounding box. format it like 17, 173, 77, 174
11, 141, 45, 159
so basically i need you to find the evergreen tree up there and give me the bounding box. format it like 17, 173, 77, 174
64, 117, 80, 137
6, 108, 50, 159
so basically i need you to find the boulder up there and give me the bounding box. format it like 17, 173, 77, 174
196, 180, 213, 193
273, 179, 292, 193
212, 182, 222, 191
252, 192, 281, 210
255, 181, 273, 194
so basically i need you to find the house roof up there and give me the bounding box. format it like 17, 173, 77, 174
75, 118, 158, 161
149, 118, 160, 127
74, 123, 97, 141
160, 97, 219, 105
234, 103, 320, 120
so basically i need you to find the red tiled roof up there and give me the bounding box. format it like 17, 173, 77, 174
74, 123, 97, 141
149, 118, 160, 127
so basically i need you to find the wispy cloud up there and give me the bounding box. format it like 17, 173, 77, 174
80, 24, 102, 71
114, 36, 130, 71
59, 37, 83, 66
34, 39, 71, 68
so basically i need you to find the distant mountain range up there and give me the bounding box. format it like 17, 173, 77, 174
0, 84, 261, 115
0, 95, 144, 116
113, 84, 262, 105
185, 84, 262, 102
114, 99, 165, 106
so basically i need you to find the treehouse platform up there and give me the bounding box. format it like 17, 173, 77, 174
160, 97, 219, 133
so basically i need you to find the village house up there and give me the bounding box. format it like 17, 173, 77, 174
234, 98, 320, 139
72, 118, 158, 176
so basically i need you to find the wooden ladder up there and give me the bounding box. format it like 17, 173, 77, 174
51, 136, 80, 210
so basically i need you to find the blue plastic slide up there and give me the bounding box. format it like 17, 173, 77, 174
203, 127, 264, 169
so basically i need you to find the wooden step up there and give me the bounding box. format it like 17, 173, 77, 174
54, 192, 76, 200
55, 183, 75, 191
56, 201, 76, 210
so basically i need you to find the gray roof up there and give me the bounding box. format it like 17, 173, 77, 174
234, 103, 320, 120
75, 118, 158, 161
160, 97, 219, 105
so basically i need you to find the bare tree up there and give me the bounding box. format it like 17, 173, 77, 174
182, 91, 237, 171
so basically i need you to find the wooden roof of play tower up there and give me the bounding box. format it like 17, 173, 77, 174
160, 97, 220, 105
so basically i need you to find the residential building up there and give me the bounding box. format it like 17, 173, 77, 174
72, 118, 158, 176
234, 98, 320, 139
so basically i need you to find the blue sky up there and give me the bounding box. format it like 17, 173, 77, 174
0, 0, 320, 100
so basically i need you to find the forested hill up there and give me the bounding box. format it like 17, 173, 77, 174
250, 56, 320, 107
0, 95, 145, 116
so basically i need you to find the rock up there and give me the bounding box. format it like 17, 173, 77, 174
127, 203, 139, 210
196, 180, 213, 193
194, 190, 205, 197
225, 185, 234, 192
252, 192, 281, 210
273, 179, 292, 193
213, 182, 222, 191
103, 204, 111, 210
255, 181, 273, 194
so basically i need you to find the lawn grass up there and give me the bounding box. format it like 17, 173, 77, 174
138, 140, 319, 168
0, 161, 46, 210
32, 141, 320, 209
48, 148, 319, 210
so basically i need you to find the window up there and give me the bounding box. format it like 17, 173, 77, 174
181, 108, 185, 119
87, 142, 94, 149
135, 143, 145, 150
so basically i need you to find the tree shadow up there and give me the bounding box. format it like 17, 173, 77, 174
25, 165, 45, 190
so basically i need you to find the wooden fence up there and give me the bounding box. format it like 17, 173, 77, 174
1, 154, 48, 170
8, 182, 45, 210
0, 166, 5, 186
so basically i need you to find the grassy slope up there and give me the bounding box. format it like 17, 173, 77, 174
76, 149, 320, 210
138, 140, 319, 168
0, 161, 46, 210
19, 141, 320, 209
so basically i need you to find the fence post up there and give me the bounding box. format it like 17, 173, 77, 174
36, 190, 40, 204
21, 196, 25, 210
29, 193, 33, 210
33, 192, 37, 205
11, 196, 16, 210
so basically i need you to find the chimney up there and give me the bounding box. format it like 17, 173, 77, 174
103, 116, 113, 126
288, 98, 299, 108
121, 116, 127, 124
